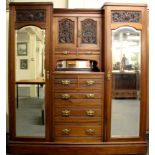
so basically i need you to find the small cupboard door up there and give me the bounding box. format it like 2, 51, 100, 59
54, 17, 77, 49
77, 17, 101, 50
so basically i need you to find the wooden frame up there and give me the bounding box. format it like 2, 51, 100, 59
17, 42, 27, 56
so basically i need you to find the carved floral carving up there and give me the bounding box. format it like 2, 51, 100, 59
81, 19, 97, 44
59, 19, 74, 43
16, 9, 45, 22
112, 11, 141, 23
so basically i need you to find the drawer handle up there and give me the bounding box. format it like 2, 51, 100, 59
87, 51, 92, 54
63, 51, 69, 55
86, 110, 95, 117
85, 129, 95, 135
62, 93, 71, 100
86, 80, 95, 85
86, 94, 95, 99
61, 80, 71, 85
62, 129, 71, 135
61, 110, 70, 117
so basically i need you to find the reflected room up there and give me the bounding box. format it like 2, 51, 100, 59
15, 26, 45, 137
111, 27, 141, 137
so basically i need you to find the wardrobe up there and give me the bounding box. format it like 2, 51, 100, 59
8, 2, 148, 155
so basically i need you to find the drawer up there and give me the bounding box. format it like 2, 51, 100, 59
54, 93, 102, 99
54, 99, 102, 107
55, 108, 101, 117
55, 125, 102, 137
79, 78, 104, 89
55, 108, 102, 122
54, 78, 77, 89
77, 50, 100, 55
55, 49, 77, 55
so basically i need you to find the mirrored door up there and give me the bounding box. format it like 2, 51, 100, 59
15, 26, 46, 137
111, 27, 141, 137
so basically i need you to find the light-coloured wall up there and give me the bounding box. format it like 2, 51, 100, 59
68, 0, 147, 8
10, 0, 68, 8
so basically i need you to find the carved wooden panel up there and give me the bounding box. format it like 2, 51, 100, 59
81, 19, 97, 44
59, 19, 74, 43
16, 9, 45, 22
111, 11, 141, 23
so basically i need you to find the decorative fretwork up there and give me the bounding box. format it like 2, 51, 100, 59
81, 19, 97, 44
111, 11, 141, 23
16, 9, 45, 22
59, 19, 74, 43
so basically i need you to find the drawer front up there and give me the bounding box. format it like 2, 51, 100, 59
55, 49, 77, 55
77, 50, 100, 55
79, 78, 104, 89
55, 50, 100, 55
54, 99, 102, 107
55, 108, 102, 117
54, 78, 77, 89
55, 125, 102, 137
54, 93, 102, 99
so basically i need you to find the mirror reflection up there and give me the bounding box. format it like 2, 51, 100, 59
56, 59, 100, 71
15, 26, 45, 137
111, 27, 141, 137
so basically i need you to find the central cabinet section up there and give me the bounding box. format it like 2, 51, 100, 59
52, 11, 103, 142
53, 73, 104, 142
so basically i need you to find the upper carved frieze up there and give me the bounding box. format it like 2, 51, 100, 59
111, 11, 141, 23
16, 9, 45, 22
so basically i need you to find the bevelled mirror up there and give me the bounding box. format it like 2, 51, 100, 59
111, 26, 141, 137
15, 26, 45, 137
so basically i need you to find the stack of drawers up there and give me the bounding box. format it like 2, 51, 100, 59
54, 73, 104, 142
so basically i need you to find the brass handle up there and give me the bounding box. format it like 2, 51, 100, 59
86, 110, 95, 117
87, 51, 92, 54
62, 129, 71, 135
61, 110, 70, 117
107, 71, 111, 80
78, 30, 82, 37
61, 93, 71, 100
85, 129, 95, 135
86, 80, 95, 85
63, 51, 69, 55
61, 80, 71, 85
86, 94, 95, 99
